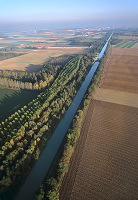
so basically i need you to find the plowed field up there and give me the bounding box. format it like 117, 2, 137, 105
94, 88, 138, 108
60, 100, 138, 200
132, 43, 138, 49
60, 46, 138, 200
99, 47, 138, 94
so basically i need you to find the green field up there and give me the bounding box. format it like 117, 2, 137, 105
115, 40, 138, 48
0, 40, 33, 46
0, 88, 38, 122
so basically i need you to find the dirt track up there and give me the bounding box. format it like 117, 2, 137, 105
60, 46, 138, 200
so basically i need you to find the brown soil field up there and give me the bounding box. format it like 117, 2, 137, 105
132, 43, 138, 49
0, 47, 86, 71
60, 46, 138, 200
60, 100, 138, 200
99, 47, 138, 94
94, 88, 138, 108
118, 35, 138, 40
111, 47, 138, 56
107, 55, 138, 64
0, 39, 18, 44
47, 46, 87, 49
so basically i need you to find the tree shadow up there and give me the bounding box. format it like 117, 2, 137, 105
0, 89, 38, 122
25, 64, 44, 72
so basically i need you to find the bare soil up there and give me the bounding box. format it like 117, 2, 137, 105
60, 46, 138, 200
99, 47, 138, 94
60, 100, 138, 200
118, 35, 138, 40
132, 43, 138, 49
111, 47, 138, 56
0, 47, 86, 71
94, 88, 138, 108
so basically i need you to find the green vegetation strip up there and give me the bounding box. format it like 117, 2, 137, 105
0, 89, 38, 122
126, 41, 138, 48
122, 41, 136, 48
115, 40, 138, 48
114, 41, 130, 48
34, 46, 109, 200
0, 53, 95, 197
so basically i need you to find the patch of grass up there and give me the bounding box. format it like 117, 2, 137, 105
0, 88, 38, 122
127, 41, 138, 48
115, 41, 131, 48
121, 41, 133, 48
115, 40, 138, 48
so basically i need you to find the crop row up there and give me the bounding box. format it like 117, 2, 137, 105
115, 40, 138, 48
0, 56, 81, 155
33, 45, 110, 200
0, 56, 81, 143
0, 54, 94, 196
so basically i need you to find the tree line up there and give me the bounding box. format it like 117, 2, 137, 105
0, 55, 74, 90
34, 45, 110, 200
0, 52, 24, 61
0, 53, 96, 198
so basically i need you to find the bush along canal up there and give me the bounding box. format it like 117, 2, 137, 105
14, 33, 113, 200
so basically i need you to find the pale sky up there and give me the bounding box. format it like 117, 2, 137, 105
0, 0, 138, 28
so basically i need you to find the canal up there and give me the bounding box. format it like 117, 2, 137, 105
15, 33, 113, 200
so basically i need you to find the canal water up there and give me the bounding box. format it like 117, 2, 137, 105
15, 34, 112, 200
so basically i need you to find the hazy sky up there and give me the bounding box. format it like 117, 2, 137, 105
0, 0, 138, 28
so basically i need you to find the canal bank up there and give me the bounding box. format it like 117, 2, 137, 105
15, 33, 113, 200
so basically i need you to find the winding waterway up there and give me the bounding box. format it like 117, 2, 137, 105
14, 33, 113, 200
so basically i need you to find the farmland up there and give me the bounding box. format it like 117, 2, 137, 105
0, 28, 109, 199
0, 88, 38, 122
132, 42, 138, 49
0, 51, 100, 197
99, 47, 138, 93
114, 40, 138, 48
118, 35, 138, 40
0, 47, 86, 71
60, 45, 138, 199
60, 101, 138, 200
0, 29, 105, 72
94, 88, 138, 108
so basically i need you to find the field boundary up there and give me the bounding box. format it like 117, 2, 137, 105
94, 88, 138, 108
114, 40, 138, 48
